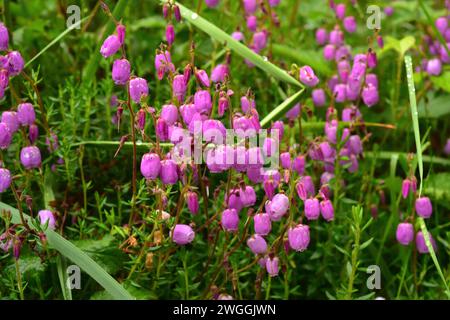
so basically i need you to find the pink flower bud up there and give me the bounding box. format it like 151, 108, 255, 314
435, 17, 448, 34
0, 122, 11, 150
288, 224, 310, 251
173, 5, 181, 21
0, 23, 9, 50
253, 213, 271, 235
312, 89, 326, 107
293, 155, 305, 175
367, 50, 377, 68
1, 111, 18, 133
112, 58, 130, 85
205, 0, 220, 8
415, 197, 433, 218
6, 51, 24, 76
156, 117, 169, 141
247, 234, 267, 254
401, 179, 411, 199
116, 24, 126, 45
38, 210, 56, 230
100, 35, 121, 58
221, 208, 239, 232
129, 77, 149, 103
325, 120, 338, 144
211, 64, 229, 83
218, 96, 228, 117
17, 103, 35, 126
362, 83, 379, 107
396, 222, 413, 245
377, 35, 384, 48
320, 199, 334, 221
195, 69, 210, 87
186, 191, 199, 215
165, 24, 175, 45
334, 3, 346, 19
161, 104, 178, 125
172, 224, 195, 245
305, 198, 320, 220
240, 186, 256, 207
416, 231, 437, 254
194, 90, 212, 114
243, 0, 257, 14
329, 28, 344, 46
231, 31, 245, 42
299, 66, 319, 87
0, 167, 11, 193
180, 104, 197, 125
343, 16, 356, 33
226, 190, 243, 213
323, 44, 336, 60
333, 84, 347, 103
265, 256, 279, 277
173, 75, 187, 103
246, 15, 258, 32
315, 28, 328, 45
252, 31, 267, 51
268, 193, 289, 221
20, 146, 41, 169
140, 153, 161, 179
280, 152, 291, 169
160, 159, 178, 185
155, 51, 174, 80
426, 58, 442, 76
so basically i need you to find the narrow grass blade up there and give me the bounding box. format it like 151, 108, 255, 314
176, 3, 302, 87
82, 0, 128, 83
0, 202, 134, 300
25, 17, 89, 69
404, 55, 450, 296
260, 89, 304, 128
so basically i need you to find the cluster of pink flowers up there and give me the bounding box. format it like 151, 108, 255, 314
0, 23, 41, 193
0, 22, 58, 258
315, 2, 380, 108
396, 175, 437, 254
417, 2, 450, 76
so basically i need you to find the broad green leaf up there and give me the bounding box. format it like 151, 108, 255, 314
430, 72, 450, 93
418, 94, 450, 118
176, 3, 302, 87
0, 202, 134, 300
381, 36, 415, 57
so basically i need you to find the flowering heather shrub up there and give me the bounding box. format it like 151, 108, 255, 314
0, 0, 449, 301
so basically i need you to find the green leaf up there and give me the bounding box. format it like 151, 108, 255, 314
381, 36, 415, 57
0, 202, 134, 300
430, 72, 450, 93
405, 56, 423, 195
25, 16, 89, 69
260, 90, 304, 128
359, 238, 374, 251
176, 3, 302, 87
418, 94, 450, 118
404, 55, 450, 296
272, 45, 333, 76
